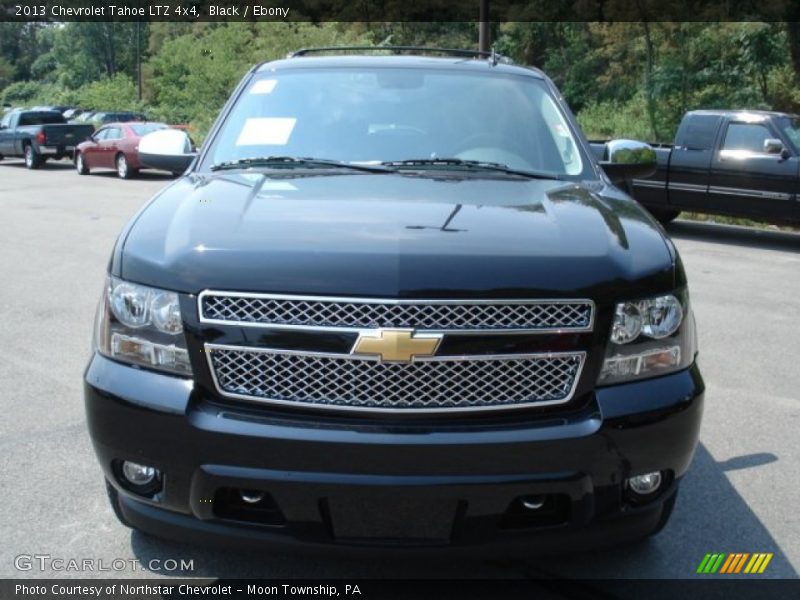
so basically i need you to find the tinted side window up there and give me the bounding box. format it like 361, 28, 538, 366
676, 115, 721, 150
18, 112, 65, 126
94, 129, 109, 141
104, 128, 122, 140
722, 123, 773, 153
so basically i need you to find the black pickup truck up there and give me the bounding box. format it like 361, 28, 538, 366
623, 110, 800, 225
85, 48, 703, 554
0, 109, 95, 169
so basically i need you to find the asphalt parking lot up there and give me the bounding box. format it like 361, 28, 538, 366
1, 158, 798, 580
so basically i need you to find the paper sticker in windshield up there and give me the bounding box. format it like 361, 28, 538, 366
235, 118, 296, 146
262, 181, 298, 191
250, 79, 278, 95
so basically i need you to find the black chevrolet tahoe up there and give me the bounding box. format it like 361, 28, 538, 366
84, 48, 704, 554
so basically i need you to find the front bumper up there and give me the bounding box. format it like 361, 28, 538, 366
85, 354, 704, 554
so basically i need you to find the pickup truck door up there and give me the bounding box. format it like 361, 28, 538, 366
655, 113, 722, 213
708, 120, 798, 221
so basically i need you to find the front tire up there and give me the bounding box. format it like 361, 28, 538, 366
116, 153, 137, 179
24, 144, 42, 170
105, 479, 132, 528
75, 152, 89, 175
649, 208, 680, 225
647, 492, 678, 537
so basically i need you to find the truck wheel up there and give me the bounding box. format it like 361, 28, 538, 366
116, 153, 137, 179
24, 144, 42, 170
649, 208, 680, 225
105, 479, 133, 528
75, 152, 89, 175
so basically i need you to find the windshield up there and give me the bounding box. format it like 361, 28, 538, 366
202, 67, 588, 178
777, 116, 800, 153
130, 122, 167, 136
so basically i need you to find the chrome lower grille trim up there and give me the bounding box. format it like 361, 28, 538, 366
205, 344, 586, 413
198, 292, 595, 334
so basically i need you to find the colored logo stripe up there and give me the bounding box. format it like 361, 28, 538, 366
744, 553, 773, 574
697, 553, 726, 573
697, 553, 773, 574
720, 553, 749, 573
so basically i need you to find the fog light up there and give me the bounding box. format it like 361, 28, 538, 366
521, 495, 545, 510
627, 471, 663, 495
121, 461, 157, 486
240, 490, 265, 504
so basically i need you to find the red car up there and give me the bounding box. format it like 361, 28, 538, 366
75, 122, 170, 179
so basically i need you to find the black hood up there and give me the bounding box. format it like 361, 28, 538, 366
118, 172, 675, 301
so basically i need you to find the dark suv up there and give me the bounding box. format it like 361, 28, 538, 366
85, 48, 703, 553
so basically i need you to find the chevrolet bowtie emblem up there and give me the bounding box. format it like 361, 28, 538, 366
351, 329, 442, 363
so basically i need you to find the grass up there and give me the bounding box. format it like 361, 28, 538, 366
678, 212, 799, 233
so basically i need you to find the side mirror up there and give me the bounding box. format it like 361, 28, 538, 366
763, 138, 783, 154
599, 139, 657, 184
138, 129, 197, 174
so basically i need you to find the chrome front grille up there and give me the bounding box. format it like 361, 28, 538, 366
206, 345, 585, 412
199, 292, 594, 333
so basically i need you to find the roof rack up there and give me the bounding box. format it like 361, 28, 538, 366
287, 46, 512, 65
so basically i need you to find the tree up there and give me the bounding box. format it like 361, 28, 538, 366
0, 23, 47, 83
0, 56, 15, 91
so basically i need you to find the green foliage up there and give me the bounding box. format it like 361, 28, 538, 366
0, 56, 15, 91
578, 93, 669, 143
1, 73, 141, 113
1, 80, 46, 105
360, 22, 475, 49
66, 23, 145, 87
0, 23, 47, 82
0, 80, 78, 107
766, 65, 800, 112
73, 74, 141, 111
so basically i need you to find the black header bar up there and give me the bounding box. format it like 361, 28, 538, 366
1, 0, 800, 22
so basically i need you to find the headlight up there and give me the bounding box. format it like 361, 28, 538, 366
94, 276, 191, 375
610, 295, 683, 344
598, 291, 696, 385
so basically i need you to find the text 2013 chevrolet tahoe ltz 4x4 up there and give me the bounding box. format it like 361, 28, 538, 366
84, 49, 704, 554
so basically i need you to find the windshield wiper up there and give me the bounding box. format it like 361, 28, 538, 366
210, 156, 394, 173
380, 158, 561, 180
